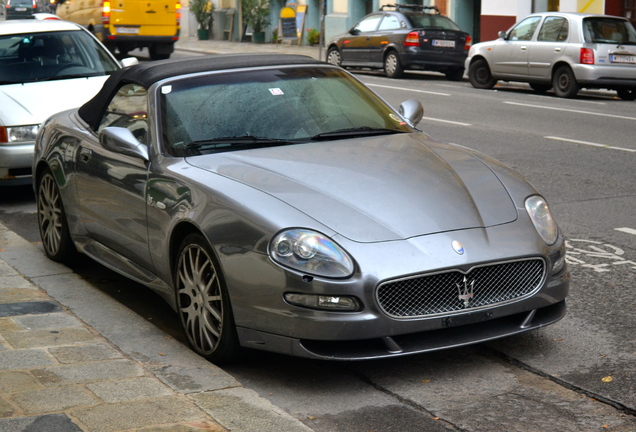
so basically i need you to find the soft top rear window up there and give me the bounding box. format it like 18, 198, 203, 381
583, 18, 636, 44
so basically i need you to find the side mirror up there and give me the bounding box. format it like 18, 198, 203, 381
120, 57, 139, 68
498, 30, 507, 40
349, 28, 360, 35
100, 127, 149, 161
399, 99, 424, 127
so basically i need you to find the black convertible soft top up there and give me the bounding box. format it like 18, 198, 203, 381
78, 53, 323, 131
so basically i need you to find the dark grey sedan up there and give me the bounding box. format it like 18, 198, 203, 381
33, 54, 569, 364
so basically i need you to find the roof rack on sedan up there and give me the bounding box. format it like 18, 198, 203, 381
379, 4, 440, 14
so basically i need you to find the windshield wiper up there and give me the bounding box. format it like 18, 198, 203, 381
311, 127, 406, 141
185, 134, 297, 153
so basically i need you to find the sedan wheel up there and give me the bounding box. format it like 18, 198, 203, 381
37, 169, 76, 263
552, 66, 579, 98
617, 88, 636, 101
326, 48, 342, 67
468, 59, 496, 89
384, 51, 404, 78
175, 233, 239, 364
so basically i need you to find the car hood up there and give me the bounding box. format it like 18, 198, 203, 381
0, 76, 109, 126
186, 133, 518, 242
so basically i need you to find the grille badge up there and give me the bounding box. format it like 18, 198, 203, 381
456, 276, 475, 308
452, 240, 464, 255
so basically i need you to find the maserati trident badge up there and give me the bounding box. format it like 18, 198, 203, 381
456, 276, 475, 308
452, 240, 464, 255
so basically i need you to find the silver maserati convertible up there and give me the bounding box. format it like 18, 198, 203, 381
33, 54, 569, 363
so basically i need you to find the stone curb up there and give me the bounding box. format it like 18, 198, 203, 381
0, 223, 312, 432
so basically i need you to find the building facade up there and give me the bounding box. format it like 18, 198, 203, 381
185, 0, 635, 44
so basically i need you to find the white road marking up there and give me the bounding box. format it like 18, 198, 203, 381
421, 117, 472, 126
366, 83, 451, 96
504, 101, 636, 121
544, 136, 636, 153
616, 227, 636, 236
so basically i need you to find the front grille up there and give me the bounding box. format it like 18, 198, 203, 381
376, 258, 546, 318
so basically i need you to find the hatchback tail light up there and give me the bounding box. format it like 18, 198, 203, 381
580, 48, 594, 64
404, 31, 420, 47
176, 1, 181, 26
102, 0, 111, 24
464, 35, 472, 50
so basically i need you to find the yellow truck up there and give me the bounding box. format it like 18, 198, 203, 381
55, 0, 181, 59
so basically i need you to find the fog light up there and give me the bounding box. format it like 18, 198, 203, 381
552, 255, 565, 274
284, 293, 361, 311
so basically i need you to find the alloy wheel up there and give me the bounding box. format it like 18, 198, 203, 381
176, 242, 224, 356
37, 170, 75, 262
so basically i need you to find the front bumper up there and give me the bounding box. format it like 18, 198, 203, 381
0, 142, 34, 184
238, 299, 567, 360
224, 219, 569, 360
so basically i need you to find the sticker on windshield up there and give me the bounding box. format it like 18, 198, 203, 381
269, 88, 284, 95
161, 85, 172, 94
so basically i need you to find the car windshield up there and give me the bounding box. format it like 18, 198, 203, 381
0, 30, 119, 85
160, 66, 414, 156
583, 17, 636, 44
407, 14, 461, 31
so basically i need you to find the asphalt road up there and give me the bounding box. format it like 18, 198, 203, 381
1, 53, 635, 431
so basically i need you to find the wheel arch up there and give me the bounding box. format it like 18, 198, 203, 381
551, 61, 573, 80
468, 54, 488, 68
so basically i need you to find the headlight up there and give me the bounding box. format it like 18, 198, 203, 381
0, 125, 40, 144
269, 229, 355, 278
525, 195, 558, 245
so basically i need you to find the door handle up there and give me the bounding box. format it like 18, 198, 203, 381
520, 46, 527, 51
79, 147, 92, 163
554, 47, 562, 52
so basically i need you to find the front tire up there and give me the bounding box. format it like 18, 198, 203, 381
617, 88, 636, 101
553, 66, 579, 98
175, 233, 239, 364
37, 168, 77, 263
326, 47, 342, 67
468, 58, 496, 89
384, 51, 403, 78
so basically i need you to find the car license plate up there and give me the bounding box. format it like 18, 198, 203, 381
432, 39, 455, 48
117, 27, 139, 34
15, 7, 27, 11
609, 54, 636, 64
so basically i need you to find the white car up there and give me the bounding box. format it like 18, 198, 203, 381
0, 19, 137, 185
466, 12, 636, 100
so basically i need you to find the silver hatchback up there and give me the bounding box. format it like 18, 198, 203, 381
466, 12, 636, 99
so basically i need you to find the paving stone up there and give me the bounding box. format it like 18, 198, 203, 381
0, 301, 61, 318
0, 275, 33, 289
0, 289, 49, 304
49, 343, 123, 364
87, 377, 174, 403
0, 398, 15, 419
2, 327, 95, 349
32, 359, 144, 385
0, 318, 20, 332
134, 420, 228, 431
190, 387, 313, 432
13, 313, 84, 330
9, 385, 99, 415
0, 349, 54, 370
0, 413, 82, 432
0, 261, 17, 276
72, 397, 207, 432
0, 371, 42, 394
